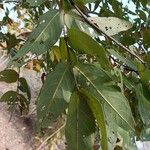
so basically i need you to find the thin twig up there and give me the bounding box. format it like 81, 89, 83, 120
4, 0, 19, 3
68, 0, 148, 68
110, 56, 138, 73
37, 123, 65, 150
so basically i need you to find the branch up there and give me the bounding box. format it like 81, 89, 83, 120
37, 123, 65, 150
110, 56, 138, 74
68, 0, 148, 68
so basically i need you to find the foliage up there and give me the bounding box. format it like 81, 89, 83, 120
0, 0, 150, 149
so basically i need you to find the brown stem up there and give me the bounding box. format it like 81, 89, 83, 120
68, 0, 148, 68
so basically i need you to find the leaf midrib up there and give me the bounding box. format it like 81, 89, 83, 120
75, 66, 134, 131
41, 65, 69, 122
17, 11, 59, 59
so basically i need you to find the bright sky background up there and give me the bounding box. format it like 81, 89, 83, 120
0, 0, 136, 20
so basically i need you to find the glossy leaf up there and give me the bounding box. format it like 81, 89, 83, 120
65, 91, 95, 150
0, 69, 18, 83
37, 63, 75, 128
68, 28, 110, 70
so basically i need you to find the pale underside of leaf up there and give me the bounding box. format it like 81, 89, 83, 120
88, 17, 132, 36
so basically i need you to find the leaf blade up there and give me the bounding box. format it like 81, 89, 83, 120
75, 63, 135, 131
37, 63, 75, 128
65, 91, 95, 150
12, 10, 63, 62
68, 28, 110, 70
80, 88, 108, 150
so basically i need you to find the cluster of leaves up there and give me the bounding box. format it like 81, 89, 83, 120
0, 0, 150, 149
0, 69, 31, 114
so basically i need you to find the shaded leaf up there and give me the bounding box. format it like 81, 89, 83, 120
135, 84, 150, 126
80, 88, 108, 150
0, 91, 18, 103
65, 91, 95, 150
0, 69, 18, 83
19, 77, 31, 100
0, 91, 29, 114
37, 63, 75, 128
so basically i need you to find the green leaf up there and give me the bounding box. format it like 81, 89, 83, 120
138, 63, 150, 84
68, 28, 110, 70
26, 0, 46, 6
135, 84, 150, 126
59, 37, 68, 61
12, 10, 63, 62
75, 63, 135, 131
0, 69, 18, 83
18, 77, 31, 100
5, 33, 22, 52
143, 29, 150, 48
0, 91, 18, 103
65, 91, 95, 150
117, 127, 137, 150
0, 91, 29, 114
75, 0, 97, 4
107, 49, 137, 71
37, 63, 75, 128
80, 88, 108, 150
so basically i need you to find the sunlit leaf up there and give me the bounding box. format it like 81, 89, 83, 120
11, 10, 63, 62
76, 0, 97, 4
89, 17, 132, 36
68, 28, 110, 70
